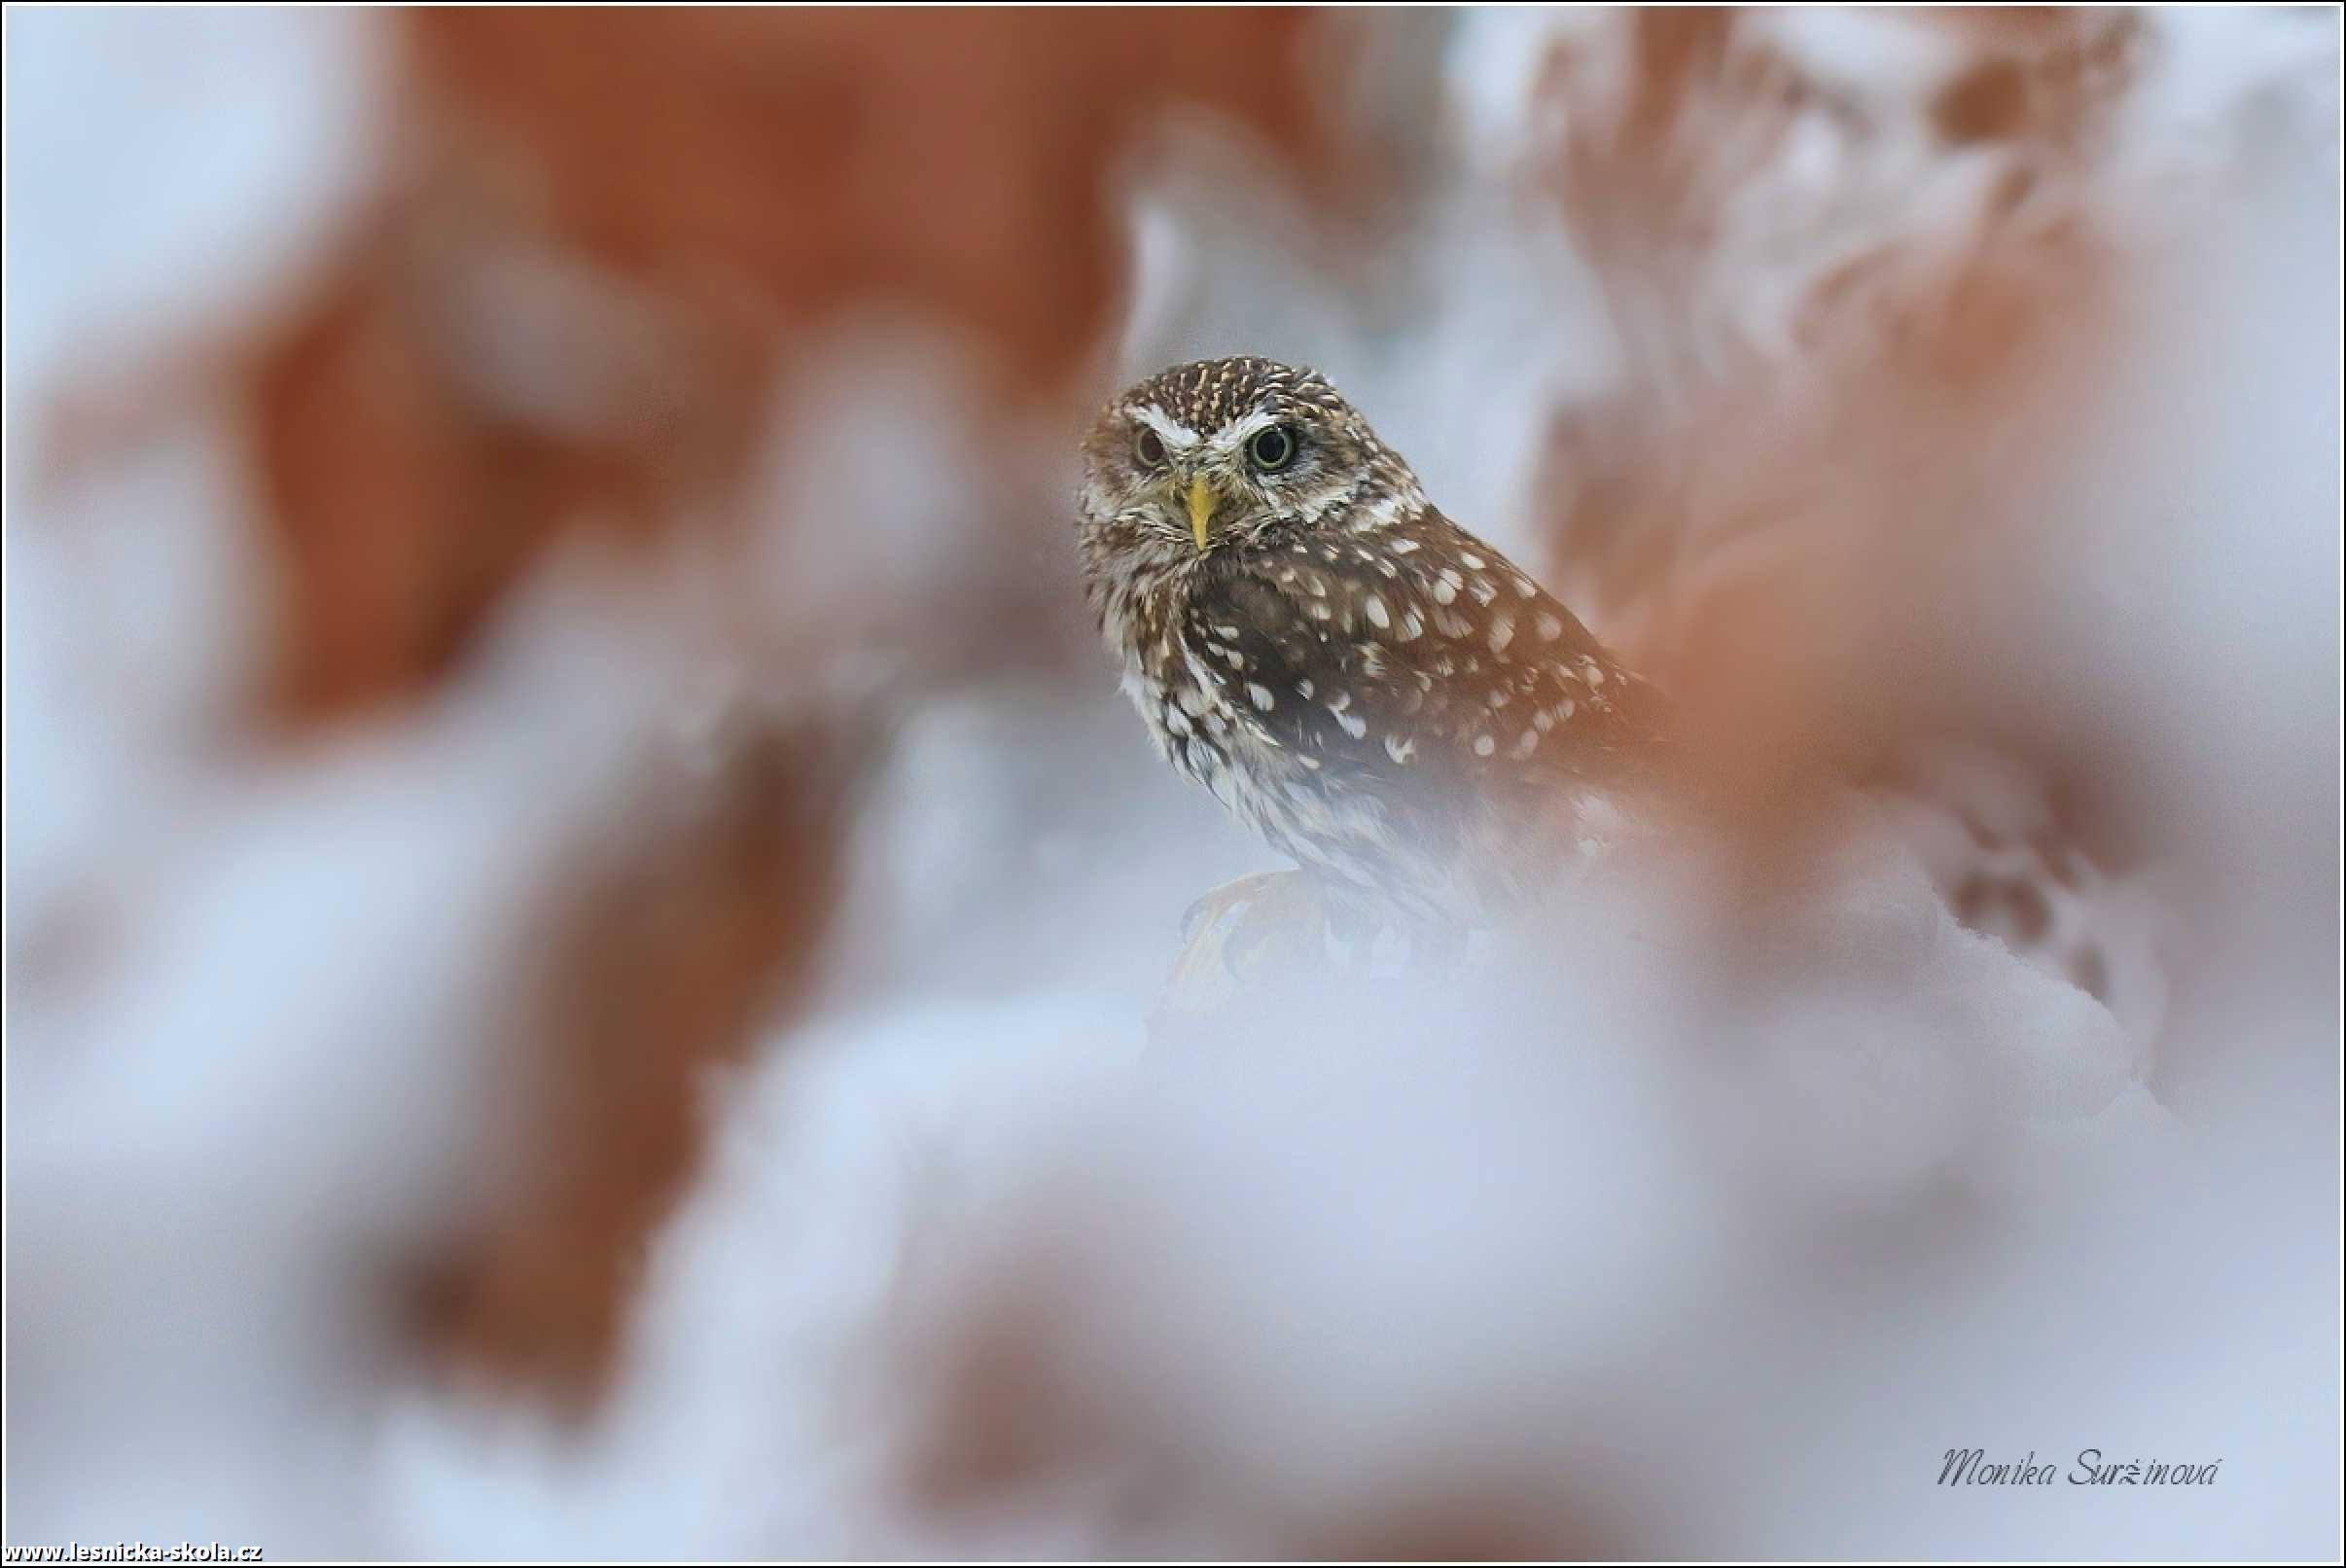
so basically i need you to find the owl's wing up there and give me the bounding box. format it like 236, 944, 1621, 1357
1186, 512, 1665, 804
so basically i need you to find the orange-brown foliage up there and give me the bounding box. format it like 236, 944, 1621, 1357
216, 8, 1336, 1403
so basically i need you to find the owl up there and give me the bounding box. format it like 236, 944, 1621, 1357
1078, 356, 1670, 932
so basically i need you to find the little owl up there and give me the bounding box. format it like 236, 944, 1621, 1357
1078, 356, 1670, 935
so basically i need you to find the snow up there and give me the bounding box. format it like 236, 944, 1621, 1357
1, 8, 384, 404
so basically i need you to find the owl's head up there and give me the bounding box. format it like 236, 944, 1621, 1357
1079, 357, 1419, 560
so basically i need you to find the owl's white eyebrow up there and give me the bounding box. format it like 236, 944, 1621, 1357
1206, 408, 1279, 453
1132, 407, 1200, 448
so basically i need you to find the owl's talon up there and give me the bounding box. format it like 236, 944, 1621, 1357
1176, 890, 1222, 948
1162, 870, 1326, 1005
1178, 871, 1295, 946
1222, 899, 1290, 980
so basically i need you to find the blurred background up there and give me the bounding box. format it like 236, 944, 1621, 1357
4, 7, 2339, 1559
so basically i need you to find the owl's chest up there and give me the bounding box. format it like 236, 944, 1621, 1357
1119, 613, 1396, 888
1127, 632, 1282, 807
1104, 579, 1279, 791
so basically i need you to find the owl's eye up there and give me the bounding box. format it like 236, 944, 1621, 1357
1248, 425, 1298, 472
1133, 428, 1167, 469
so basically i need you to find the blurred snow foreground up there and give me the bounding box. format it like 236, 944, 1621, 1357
4, 8, 2338, 1561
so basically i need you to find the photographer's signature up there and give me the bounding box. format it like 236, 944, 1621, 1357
1939, 1448, 2222, 1487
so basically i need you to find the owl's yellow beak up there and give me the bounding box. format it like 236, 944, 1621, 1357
1186, 476, 1218, 553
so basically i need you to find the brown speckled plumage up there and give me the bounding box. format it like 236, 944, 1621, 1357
1078, 357, 1668, 925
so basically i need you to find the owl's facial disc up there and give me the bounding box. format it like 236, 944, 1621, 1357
1089, 372, 1357, 558
1153, 407, 1315, 553
1115, 405, 1243, 552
